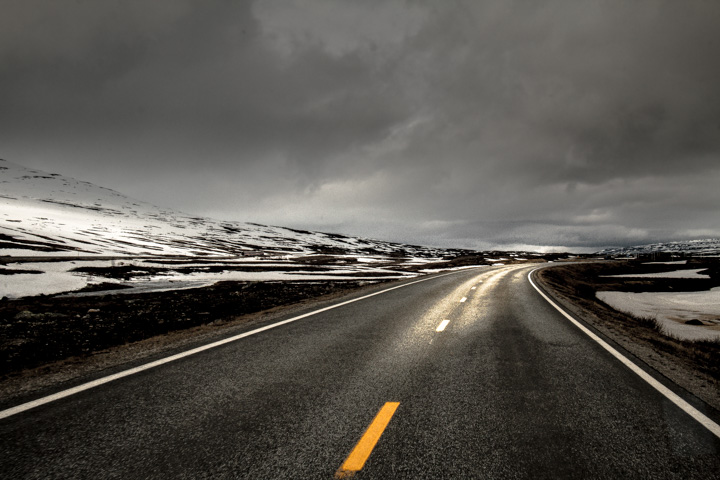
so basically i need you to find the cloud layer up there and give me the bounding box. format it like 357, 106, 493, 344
2, 0, 720, 251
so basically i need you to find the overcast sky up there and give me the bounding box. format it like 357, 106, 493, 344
2, 0, 720, 252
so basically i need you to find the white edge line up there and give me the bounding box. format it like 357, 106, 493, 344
528, 268, 720, 439
436, 320, 450, 332
0, 268, 481, 420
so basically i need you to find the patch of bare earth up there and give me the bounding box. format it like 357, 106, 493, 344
536, 261, 720, 411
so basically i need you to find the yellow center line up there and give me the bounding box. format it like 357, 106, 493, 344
335, 402, 400, 478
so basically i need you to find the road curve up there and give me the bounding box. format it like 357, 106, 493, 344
1, 264, 719, 478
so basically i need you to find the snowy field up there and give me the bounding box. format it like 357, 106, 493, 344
1, 159, 544, 299
1, 158, 458, 259
0, 256, 426, 298
0, 159, 451, 297
0, 256, 507, 298
597, 289, 720, 341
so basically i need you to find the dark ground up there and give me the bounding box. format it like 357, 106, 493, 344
0, 280, 385, 379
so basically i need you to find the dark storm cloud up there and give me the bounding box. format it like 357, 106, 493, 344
2, 0, 720, 250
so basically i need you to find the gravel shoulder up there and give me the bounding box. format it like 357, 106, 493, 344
535, 261, 720, 412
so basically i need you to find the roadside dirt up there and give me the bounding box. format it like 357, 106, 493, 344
536, 261, 720, 412
0, 279, 389, 405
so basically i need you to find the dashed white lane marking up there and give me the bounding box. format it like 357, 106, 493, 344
0, 268, 483, 421
529, 268, 720, 439
460, 297, 467, 303
436, 320, 450, 332
471, 286, 477, 290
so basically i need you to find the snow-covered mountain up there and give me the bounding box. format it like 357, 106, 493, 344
597, 239, 720, 257
0, 158, 456, 258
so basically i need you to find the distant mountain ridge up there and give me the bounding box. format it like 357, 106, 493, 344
597, 239, 720, 257
0, 158, 463, 258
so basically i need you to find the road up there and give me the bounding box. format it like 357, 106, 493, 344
1, 264, 719, 478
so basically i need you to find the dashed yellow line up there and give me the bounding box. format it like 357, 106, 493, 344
335, 402, 400, 478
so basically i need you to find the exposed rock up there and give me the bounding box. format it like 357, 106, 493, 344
14, 310, 39, 321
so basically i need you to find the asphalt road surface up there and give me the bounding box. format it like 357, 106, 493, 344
1, 264, 719, 478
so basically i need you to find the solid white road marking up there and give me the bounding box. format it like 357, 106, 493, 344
528, 268, 720, 439
460, 297, 467, 303
436, 320, 450, 332
0, 268, 483, 421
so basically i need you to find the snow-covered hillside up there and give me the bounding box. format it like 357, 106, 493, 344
0, 158, 451, 258
597, 239, 720, 258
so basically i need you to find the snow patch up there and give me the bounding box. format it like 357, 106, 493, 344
601, 269, 710, 279
597, 289, 720, 341
643, 260, 687, 265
